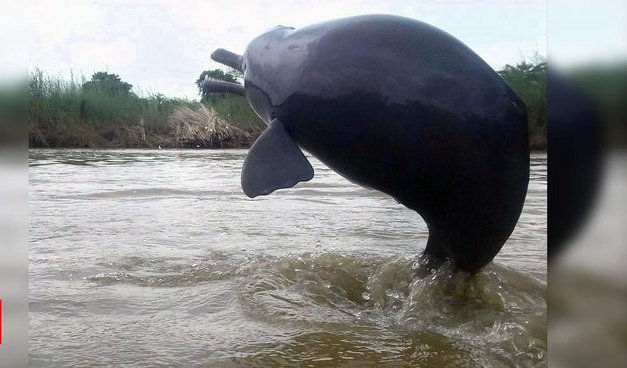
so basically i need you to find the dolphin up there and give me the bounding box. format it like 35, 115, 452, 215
204, 14, 529, 272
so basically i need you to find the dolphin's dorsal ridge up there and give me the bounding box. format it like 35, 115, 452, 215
241, 118, 314, 198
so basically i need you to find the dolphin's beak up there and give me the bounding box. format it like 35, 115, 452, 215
211, 48, 243, 72
202, 76, 246, 96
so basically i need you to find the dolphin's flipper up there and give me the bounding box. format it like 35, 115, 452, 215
241, 118, 314, 198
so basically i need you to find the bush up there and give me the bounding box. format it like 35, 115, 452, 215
499, 61, 547, 149
28, 69, 199, 148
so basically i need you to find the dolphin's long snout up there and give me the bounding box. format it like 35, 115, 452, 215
211, 48, 243, 72
202, 76, 246, 96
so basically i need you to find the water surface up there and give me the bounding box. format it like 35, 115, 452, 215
29, 149, 546, 367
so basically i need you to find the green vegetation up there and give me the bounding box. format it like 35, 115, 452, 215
27, 62, 554, 149
29, 69, 188, 147
195, 68, 264, 131
28, 69, 264, 148
569, 64, 627, 146
195, 69, 242, 105
0, 79, 28, 146
499, 61, 547, 149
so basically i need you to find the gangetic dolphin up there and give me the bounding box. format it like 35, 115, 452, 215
205, 15, 529, 273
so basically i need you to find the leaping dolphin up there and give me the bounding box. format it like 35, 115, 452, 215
205, 15, 529, 272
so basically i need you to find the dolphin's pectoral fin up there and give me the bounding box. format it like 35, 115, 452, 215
241, 118, 314, 198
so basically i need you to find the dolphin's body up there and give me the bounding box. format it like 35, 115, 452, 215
205, 15, 529, 272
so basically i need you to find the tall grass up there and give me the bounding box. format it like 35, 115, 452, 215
212, 95, 265, 132
28, 69, 264, 148
170, 105, 263, 148
28, 69, 198, 147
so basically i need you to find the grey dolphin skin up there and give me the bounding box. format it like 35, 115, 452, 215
205, 15, 529, 273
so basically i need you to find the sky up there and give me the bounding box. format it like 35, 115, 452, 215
1, 0, 624, 99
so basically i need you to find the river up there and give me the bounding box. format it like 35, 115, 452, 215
29, 149, 546, 367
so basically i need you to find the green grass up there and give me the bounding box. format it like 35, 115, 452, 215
28, 69, 205, 147
212, 95, 265, 132
27, 69, 265, 148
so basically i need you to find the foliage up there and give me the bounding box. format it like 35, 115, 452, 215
0, 79, 28, 145
82, 71, 134, 96
27, 68, 263, 148
194, 68, 265, 130
211, 95, 265, 131
499, 60, 547, 149
195, 68, 243, 104
28, 69, 200, 147
569, 63, 627, 145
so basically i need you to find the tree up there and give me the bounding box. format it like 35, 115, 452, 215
82, 72, 133, 96
498, 60, 547, 148
195, 68, 243, 104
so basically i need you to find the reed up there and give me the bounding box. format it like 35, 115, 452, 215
169, 105, 263, 148
28, 69, 191, 147
27, 69, 263, 148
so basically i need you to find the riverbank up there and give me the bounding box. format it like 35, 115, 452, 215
27, 63, 549, 150
28, 118, 546, 150
29, 105, 264, 149
27, 69, 265, 149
